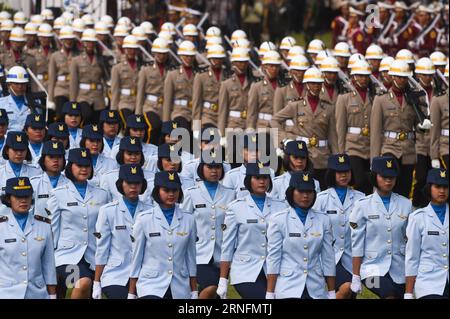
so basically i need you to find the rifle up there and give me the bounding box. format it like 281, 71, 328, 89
393, 14, 416, 45
376, 13, 396, 44
404, 77, 430, 127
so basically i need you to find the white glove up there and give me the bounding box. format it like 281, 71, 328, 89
47, 101, 56, 111
92, 281, 102, 299
350, 275, 362, 294
418, 119, 432, 130
191, 291, 199, 299
216, 277, 228, 299
105, 97, 110, 106
265, 292, 275, 299
220, 137, 227, 147
193, 130, 200, 140
127, 293, 137, 299
327, 290, 337, 299
431, 159, 441, 169
276, 148, 285, 158
49, 294, 57, 299
404, 293, 414, 299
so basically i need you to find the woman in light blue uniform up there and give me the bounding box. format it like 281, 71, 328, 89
99, 110, 122, 159
128, 171, 198, 299
405, 169, 449, 299
0, 177, 57, 299
350, 156, 413, 299
313, 154, 364, 299
46, 148, 110, 299
266, 171, 336, 299
61, 101, 83, 150
46, 122, 70, 159
182, 148, 236, 298
30, 141, 69, 218
217, 162, 286, 299
0, 108, 8, 166
24, 113, 46, 166
92, 165, 152, 299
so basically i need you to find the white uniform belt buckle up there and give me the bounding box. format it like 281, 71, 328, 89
258, 113, 272, 121
442, 129, 449, 137
384, 131, 413, 141
297, 136, 328, 147
121, 88, 136, 96
57, 75, 68, 82
147, 94, 163, 103
174, 99, 191, 108
348, 126, 370, 136
203, 101, 218, 112
285, 119, 294, 127
37, 73, 48, 81
80, 83, 102, 90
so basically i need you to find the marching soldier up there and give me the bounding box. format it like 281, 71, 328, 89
410, 5, 439, 58
30, 24, 56, 92
365, 44, 384, 79
391, 1, 416, 53
319, 56, 341, 106
46, 122, 70, 155
24, 22, 39, 52
0, 19, 13, 55
61, 101, 83, 150
24, 112, 46, 165
333, 42, 352, 74
306, 39, 325, 64
346, 8, 368, 55
379, 56, 394, 90
331, 0, 350, 47
99, 110, 122, 159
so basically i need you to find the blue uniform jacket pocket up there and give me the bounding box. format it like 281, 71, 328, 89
141, 268, 159, 278
58, 240, 75, 249
234, 254, 252, 263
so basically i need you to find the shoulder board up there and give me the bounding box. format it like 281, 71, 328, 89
0, 216, 8, 223
197, 66, 209, 74
29, 175, 42, 181
411, 208, 426, 217
279, 80, 290, 88
376, 90, 388, 96
103, 200, 120, 208
321, 99, 332, 105
272, 209, 289, 219
52, 185, 67, 192
228, 198, 245, 206
186, 185, 200, 191
357, 195, 371, 202
34, 215, 51, 224
290, 97, 302, 103
168, 65, 178, 71
253, 76, 264, 83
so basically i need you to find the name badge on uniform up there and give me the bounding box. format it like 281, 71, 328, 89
177, 232, 188, 236
247, 219, 258, 224
115, 226, 126, 230
397, 214, 408, 220
1, 187, 5, 191
67, 202, 78, 207
428, 231, 440, 236
327, 210, 337, 214
289, 233, 301, 237
34, 236, 44, 241
310, 232, 322, 237
297, 112, 305, 116
195, 204, 206, 208
368, 215, 380, 219
38, 194, 49, 199
4, 238, 16, 243
149, 232, 161, 237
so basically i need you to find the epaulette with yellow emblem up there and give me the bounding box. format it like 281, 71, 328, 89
0, 216, 8, 223
197, 66, 209, 74
253, 76, 264, 83
34, 215, 51, 224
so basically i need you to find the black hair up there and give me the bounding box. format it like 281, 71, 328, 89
0, 194, 34, 208
196, 163, 225, 181
2, 145, 32, 162
80, 137, 105, 153
38, 154, 66, 172
369, 172, 397, 190
325, 168, 355, 188
243, 175, 273, 194
64, 162, 94, 182
124, 127, 150, 145
115, 178, 147, 196
115, 149, 146, 166
151, 185, 184, 205
101, 120, 122, 135
285, 186, 317, 209
157, 157, 182, 173
423, 183, 449, 204
282, 153, 313, 172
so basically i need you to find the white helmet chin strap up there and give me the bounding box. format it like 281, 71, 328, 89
306, 83, 320, 97
392, 78, 402, 90
8, 85, 20, 96
418, 77, 430, 88
291, 72, 300, 83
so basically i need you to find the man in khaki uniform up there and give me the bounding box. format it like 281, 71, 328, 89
135, 37, 171, 145
192, 44, 230, 128
163, 40, 198, 130
273, 54, 309, 140
319, 56, 341, 106
270, 67, 338, 189
246, 50, 284, 129
69, 29, 107, 124
0, 19, 13, 55
370, 60, 420, 198
335, 59, 374, 195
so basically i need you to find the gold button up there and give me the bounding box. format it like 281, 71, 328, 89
21, 252, 26, 256
168, 243, 173, 248
340, 235, 344, 239
260, 256, 265, 260
168, 270, 173, 274
83, 241, 87, 245
168, 257, 173, 261
82, 204, 86, 207
22, 266, 27, 270
21, 238, 26, 243
304, 245, 308, 250
387, 240, 392, 244
303, 258, 307, 262
211, 236, 215, 240
387, 228, 391, 232
303, 270, 308, 274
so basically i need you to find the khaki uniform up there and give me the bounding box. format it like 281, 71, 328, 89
370, 89, 418, 165
218, 74, 252, 136
0, 48, 37, 91
110, 59, 139, 112
69, 52, 107, 111
247, 76, 278, 129
270, 97, 338, 169
192, 66, 228, 127
335, 91, 373, 159
27, 46, 55, 91
415, 103, 432, 157
320, 85, 340, 106
162, 66, 196, 122
430, 89, 449, 160
48, 49, 77, 101
135, 62, 168, 116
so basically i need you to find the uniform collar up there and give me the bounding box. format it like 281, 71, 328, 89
288, 206, 315, 232
154, 204, 182, 230
6, 209, 34, 236
426, 203, 449, 230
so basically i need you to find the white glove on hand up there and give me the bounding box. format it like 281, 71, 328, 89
92, 281, 102, 299
327, 290, 337, 299
265, 292, 275, 299
276, 148, 285, 158
418, 119, 432, 130
350, 275, 362, 294
431, 159, 441, 169
216, 277, 228, 299
49, 294, 57, 299
127, 293, 137, 299
47, 101, 56, 111
404, 293, 414, 299
191, 291, 199, 299
220, 137, 227, 147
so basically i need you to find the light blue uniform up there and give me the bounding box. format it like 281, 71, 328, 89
0, 162, 41, 196
349, 192, 413, 284
0, 210, 57, 299
220, 195, 287, 285
405, 203, 449, 298
95, 198, 152, 288
0, 95, 31, 132
28, 143, 43, 166
110, 142, 158, 169
270, 171, 321, 200
266, 208, 335, 299
130, 205, 197, 299
182, 182, 236, 265
102, 136, 121, 159
223, 165, 275, 198
30, 173, 69, 218
47, 182, 110, 270
90, 154, 119, 187
180, 158, 232, 188
68, 128, 82, 150
313, 187, 365, 273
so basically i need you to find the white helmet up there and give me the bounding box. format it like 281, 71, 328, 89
430, 51, 447, 66
30, 15, 44, 25
100, 15, 114, 29
59, 26, 76, 40
161, 22, 176, 35
177, 40, 197, 56
6, 66, 29, 83
183, 24, 198, 37
114, 24, 129, 37
131, 26, 146, 41
289, 55, 309, 71
81, 14, 95, 27
0, 11, 12, 22
13, 12, 27, 26
288, 46, 306, 60
231, 47, 250, 62
262, 50, 282, 65
152, 37, 170, 54
205, 36, 222, 50
81, 28, 97, 42
231, 29, 247, 42
9, 27, 26, 42
158, 30, 173, 44
24, 23, 38, 36
41, 9, 54, 21
348, 53, 365, 69
303, 67, 324, 83
95, 21, 110, 35
307, 39, 325, 54
315, 50, 330, 66
117, 17, 132, 31
206, 26, 221, 39
207, 44, 226, 59
258, 41, 277, 56
122, 35, 139, 49
320, 56, 340, 72
280, 36, 296, 50
140, 21, 155, 35
395, 49, 414, 64
379, 56, 394, 72
72, 18, 86, 33
389, 59, 411, 77
232, 38, 250, 49
333, 42, 351, 57
350, 59, 372, 75
37, 23, 53, 37
61, 12, 74, 24
365, 44, 384, 60
415, 57, 435, 75
53, 17, 66, 30
445, 63, 449, 78
0, 19, 14, 32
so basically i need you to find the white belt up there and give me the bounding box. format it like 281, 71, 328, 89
79, 83, 103, 90
37, 74, 46, 80
348, 127, 362, 134
285, 120, 294, 127
258, 113, 272, 121
442, 129, 449, 136
174, 99, 189, 107
120, 88, 135, 96
297, 136, 328, 147
57, 75, 68, 82
203, 101, 218, 110
146, 94, 159, 102
229, 111, 241, 118
384, 131, 415, 140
